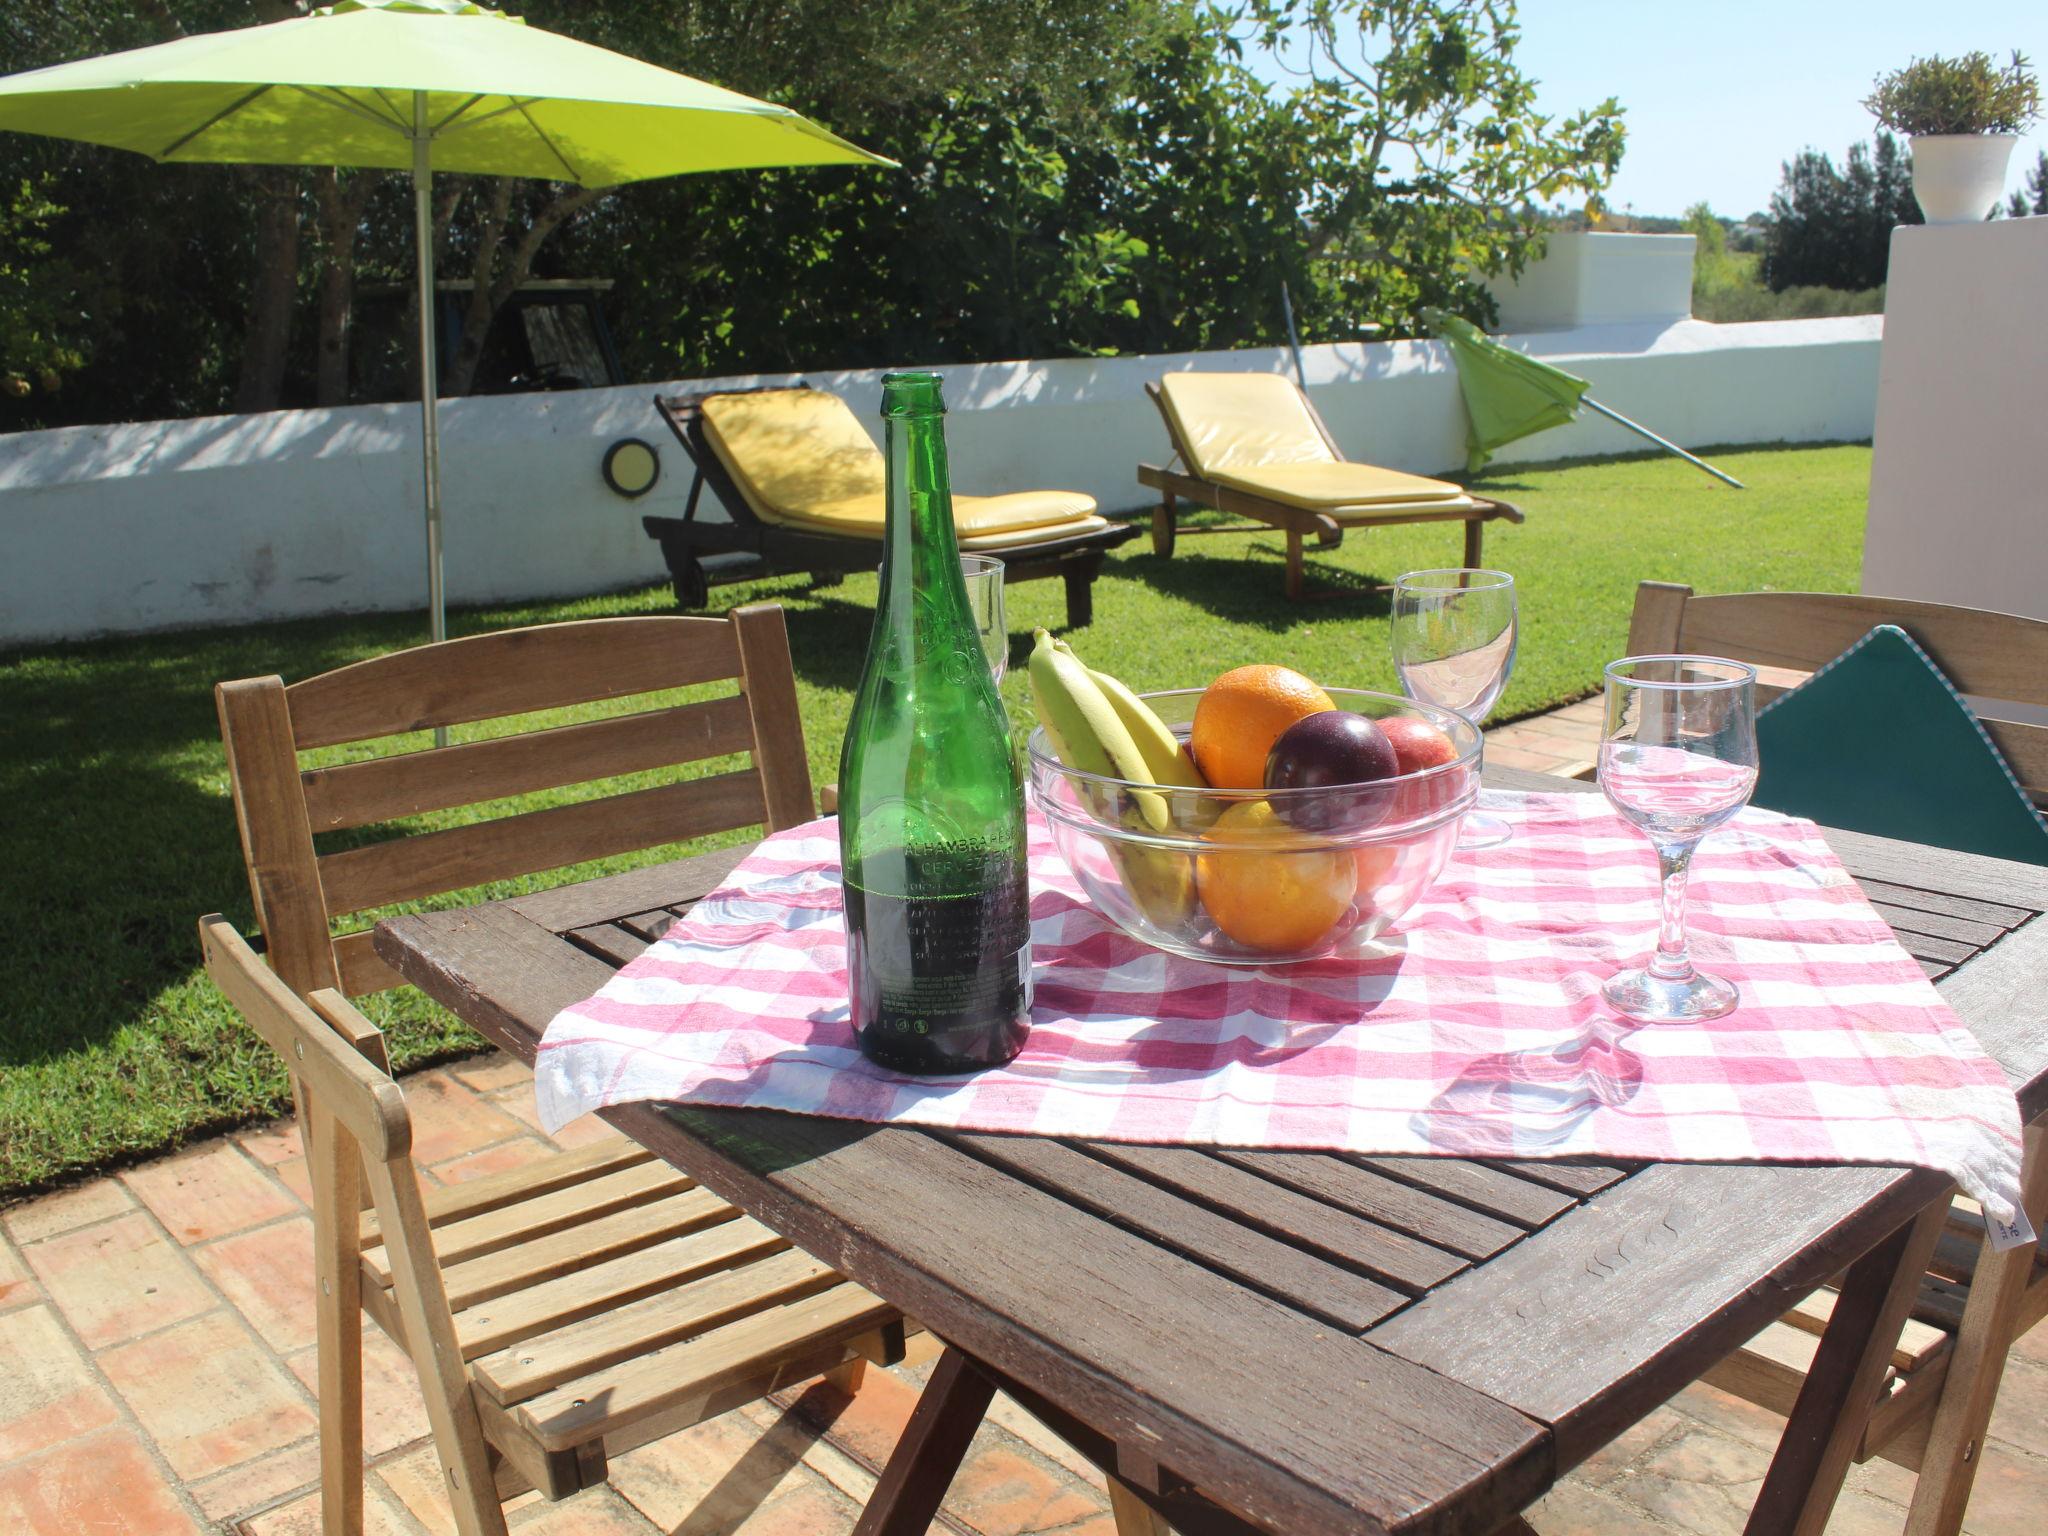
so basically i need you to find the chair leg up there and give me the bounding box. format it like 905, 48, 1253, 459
1904, 1122, 2048, 1536
1151, 494, 1177, 557
825, 1355, 868, 1394
1463, 515, 1485, 569
1107, 1475, 1174, 1535
306, 1104, 366, 1536
1063, 564, 1094, 629
1284, 530, 1305, 601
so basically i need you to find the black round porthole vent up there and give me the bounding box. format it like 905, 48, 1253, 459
601, 437, 661, 498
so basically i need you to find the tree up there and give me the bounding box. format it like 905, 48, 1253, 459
0, 177, 88, 399
1761, 132, 1919, 291
1243, 0, 1626, 330
2002, 149, 2048, 217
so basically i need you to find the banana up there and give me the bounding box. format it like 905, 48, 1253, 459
1028, 629, 1169, 831
1082, 657, 1205, 791
1115, 824, 1199, 931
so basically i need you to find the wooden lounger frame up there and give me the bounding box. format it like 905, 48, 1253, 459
647, 386, 1138, 628
1136, 379, 1524, 601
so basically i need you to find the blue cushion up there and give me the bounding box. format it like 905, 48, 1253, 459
1752, 625, 2048, 866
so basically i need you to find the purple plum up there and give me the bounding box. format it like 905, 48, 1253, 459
1264, 710, 1400, 831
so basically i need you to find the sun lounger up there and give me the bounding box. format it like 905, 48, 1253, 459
1136, 371, 1524, 600
646, 385, 1137, 627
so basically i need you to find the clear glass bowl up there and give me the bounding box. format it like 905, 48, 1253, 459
1026, 687, 1481, 965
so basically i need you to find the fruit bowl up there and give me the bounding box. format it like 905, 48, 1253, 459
1026, 688, 1482, 965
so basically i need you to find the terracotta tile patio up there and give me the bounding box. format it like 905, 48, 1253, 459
1, 702, 2040, 1534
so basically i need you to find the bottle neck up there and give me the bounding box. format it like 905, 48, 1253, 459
878, 398, 971, 642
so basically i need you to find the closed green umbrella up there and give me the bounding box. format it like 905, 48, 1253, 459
1429, 310, 1743, 488
0, 0, 893, 649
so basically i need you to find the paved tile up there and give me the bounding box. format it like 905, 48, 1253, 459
429, 1135, 555, 1187
2, 1178, 134, 1245
122, 1140, 297, 1245
1617, 1419, 1911, 1536
448, 1051, 533, 1095
610, 1405, 846, 1534
272, 1155, 315, 1207
509, 1485, 659, 1533
0, 1237, 40, 1312
0, 1426, 204, 1534
236, 1119, 304, 1167
1523, 1479, 1650, 1534
97, 1311, 317, 1480
285, 1322, 431, 1456
192, 1216, 316, 1353
0, 1305, 120, 1461
777, 1369, 918, 1470
242, 1479, 416, 1535
378, 1442, 541, 1534
186, 1436, 322, 1522
1985, 1353, 2048, 1459
940, 1440, 1107, 1536
1950, 1441, 2048, 1535
21, 1209, 215, 1349
495, 1085, 623, 1150
400, 1071, 527, 1165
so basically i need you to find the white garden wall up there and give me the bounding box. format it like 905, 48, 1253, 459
1862, 217, 2048, 623
0, 312, 1880, 647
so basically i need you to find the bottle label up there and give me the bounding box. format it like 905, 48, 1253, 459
843, 868, 1032, 1073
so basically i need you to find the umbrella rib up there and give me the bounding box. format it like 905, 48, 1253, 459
158, 84, 274, 159
432, 94, 488, 134
288, 85, 411, 139
512, 99, 583, 183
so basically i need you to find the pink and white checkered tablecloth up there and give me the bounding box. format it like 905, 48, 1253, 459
535, 792, 2034, 1248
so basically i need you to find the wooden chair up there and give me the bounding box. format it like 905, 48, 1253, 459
646, 385, 1138, 626
1136, 372, 1523, 600
1625, 581, 2048, 1535
210, 607, 904, 1534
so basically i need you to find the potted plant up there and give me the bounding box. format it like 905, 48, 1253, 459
1865, 51, 2042, 223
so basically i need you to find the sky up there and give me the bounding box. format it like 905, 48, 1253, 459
1251, 1, 2048, 219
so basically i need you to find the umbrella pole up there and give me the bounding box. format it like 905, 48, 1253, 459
1581, 395, 1745, 489
411, 97, 449, 745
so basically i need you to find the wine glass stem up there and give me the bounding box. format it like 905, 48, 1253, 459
1649, 842, 1699, 983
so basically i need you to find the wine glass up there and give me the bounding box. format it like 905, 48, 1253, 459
1391, 568, 1517, 848
1597, 656, 1759, 1024
959, 554, 1008, 683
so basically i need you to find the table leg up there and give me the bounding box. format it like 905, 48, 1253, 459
851, 1344, 998, 1536
1743, 1198, 1949, 1536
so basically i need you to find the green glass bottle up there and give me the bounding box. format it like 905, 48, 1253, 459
838, 372, 1031, 1074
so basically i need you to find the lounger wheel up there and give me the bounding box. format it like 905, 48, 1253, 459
809, 571, 845, 590
672, 557, 710, 612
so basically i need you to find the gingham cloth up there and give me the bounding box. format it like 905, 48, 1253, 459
536, 792, 2035, 1248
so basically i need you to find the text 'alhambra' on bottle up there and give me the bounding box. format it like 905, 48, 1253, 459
837, 372, 1032, 1074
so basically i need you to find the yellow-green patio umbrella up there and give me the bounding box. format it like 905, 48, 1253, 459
0, 0, 892, 646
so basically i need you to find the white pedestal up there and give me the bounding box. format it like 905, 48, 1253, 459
1486, 232, 1696, 331
1862, 219, 2048, 621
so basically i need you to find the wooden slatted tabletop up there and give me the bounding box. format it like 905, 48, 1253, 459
376, 769, 2048, 1536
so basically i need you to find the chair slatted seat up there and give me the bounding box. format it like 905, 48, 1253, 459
207, 606, 906, 1536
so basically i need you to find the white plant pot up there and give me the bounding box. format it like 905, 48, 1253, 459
1910, 134, 2018, 224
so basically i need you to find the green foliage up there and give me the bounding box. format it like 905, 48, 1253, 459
1761, 132, 1919, 292
0, 0, 1627, 427
0, 177, 87, 397
1247, 0, 1625, 330
0, 441, 1871, 1190
1864, 50, 2041, 138
1999, 149, 2048, 217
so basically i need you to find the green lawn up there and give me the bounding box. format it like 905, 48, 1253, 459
0, 440, 1871, 1194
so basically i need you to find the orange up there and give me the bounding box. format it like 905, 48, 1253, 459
1189, 664, 1336, 790
1197, 800, 1357, 953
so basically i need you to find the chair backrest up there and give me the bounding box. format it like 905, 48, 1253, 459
1149, 372, 1343, 478
1627, 582, 2048, 801
218, 607, 816, 1002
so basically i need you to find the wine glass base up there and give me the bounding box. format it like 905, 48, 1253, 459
1602, 966, 1739, 1024
1457, 810, 1513, 849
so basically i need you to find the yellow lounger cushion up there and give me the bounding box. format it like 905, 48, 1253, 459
1207, 462, 1478, 514
1157, 371, 1468, 507
701, 389, 1096, 538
